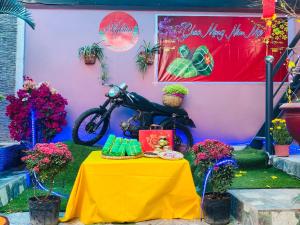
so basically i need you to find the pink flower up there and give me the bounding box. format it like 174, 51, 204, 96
197, 152, 208, 160
41, 157, 50, 164
33, 166, 40, 173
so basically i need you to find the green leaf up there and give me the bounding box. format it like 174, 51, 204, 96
0, 0, 35, 29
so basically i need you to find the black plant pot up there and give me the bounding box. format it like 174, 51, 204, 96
29, 195, 61, 225
202, 192, 231, 225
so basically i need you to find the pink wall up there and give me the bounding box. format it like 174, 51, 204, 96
24, 9, 286, 145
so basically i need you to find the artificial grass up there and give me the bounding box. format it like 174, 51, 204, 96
232, 148, 300, 189
233, 148, 268, 169
0, 145, 299, 213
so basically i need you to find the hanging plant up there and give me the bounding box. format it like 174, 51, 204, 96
78, 42, 109, 83
136, 41, 161, 74
78, 43, 104, 65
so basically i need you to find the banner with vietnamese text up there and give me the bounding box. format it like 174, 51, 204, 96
156, 15, 287, 82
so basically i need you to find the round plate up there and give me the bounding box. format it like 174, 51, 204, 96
144, 152, 159, 158
158, 150, 184, 160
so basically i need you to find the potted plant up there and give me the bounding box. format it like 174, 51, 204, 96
191, 139, 235, 225
136, 41, 160, 74
78, 43, 109, 83
22, 142, 73, 225
162, 84, 189, 108
78, 43, 104, 65
270, 118, 292, 157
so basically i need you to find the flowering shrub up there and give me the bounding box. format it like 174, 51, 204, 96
191, 139, 235, 195
22, 143, 73, 196
6, 76, 68, 142
270, 118, 293, 145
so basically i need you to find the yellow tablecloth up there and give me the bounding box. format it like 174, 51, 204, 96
60, 151, 200, 224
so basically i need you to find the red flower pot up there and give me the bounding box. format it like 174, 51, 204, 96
280, 103, 300, 144
274, 144, 290, 157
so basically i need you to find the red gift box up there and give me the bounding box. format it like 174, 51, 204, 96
139, 125, 174, 152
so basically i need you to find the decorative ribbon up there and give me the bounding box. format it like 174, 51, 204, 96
30, 109, 69, 199
201, 158, 238, 208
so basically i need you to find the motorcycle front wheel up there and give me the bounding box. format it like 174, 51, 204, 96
72, 108, 109, 146
159, 121, 194, 153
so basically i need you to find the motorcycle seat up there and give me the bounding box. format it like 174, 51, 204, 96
151, 102, 188, 116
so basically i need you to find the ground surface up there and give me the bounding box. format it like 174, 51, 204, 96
3, 212, 241, 225
0, 144, 299, 213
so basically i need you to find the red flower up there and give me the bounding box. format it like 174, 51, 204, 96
6, 76, 67, 142
33, 166, 40, 173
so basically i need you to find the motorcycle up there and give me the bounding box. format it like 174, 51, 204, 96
72, 83, 196, 151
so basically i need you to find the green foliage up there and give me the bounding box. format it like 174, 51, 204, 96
136, 41, 160, 74
78, 43, 104, 61
0, 0, 35, 29
0, 94, 4, 102
270, 118, 293, 145
190, 140, 235, 195
162, 84, 189, 95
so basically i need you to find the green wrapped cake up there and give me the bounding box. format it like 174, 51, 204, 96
166, 45, 214, 78
102, 134, 116, 155
167, 58, 198, 78
192, 46, 214, 76
101, 136, 142, 159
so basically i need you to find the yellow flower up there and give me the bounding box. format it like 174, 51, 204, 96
277, 126, 282, 129
271, 176, 278, 180
270, 128, 274, 131
239, 171, 247, 174
235, 174, 243, 177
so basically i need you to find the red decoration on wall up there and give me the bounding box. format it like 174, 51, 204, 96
99, 12, 139, 52
262, 0, 276, 42
156, 15, 287, 82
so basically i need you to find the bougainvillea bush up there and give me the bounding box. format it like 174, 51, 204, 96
6, 76, 68, 142
22, 142, 73, 198
191, 139, 235, 195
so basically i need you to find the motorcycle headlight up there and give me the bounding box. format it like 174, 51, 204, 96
108, 86, 120, 98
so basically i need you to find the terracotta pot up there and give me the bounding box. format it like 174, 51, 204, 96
0, 216, 9, 225
274, 144, 290, 157
280, 103, 300, 144
84, 55, 96, 65
138, 52, 154, 65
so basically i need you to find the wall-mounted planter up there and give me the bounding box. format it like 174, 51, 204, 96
84, 55, 96, 65
280, 103, 300, 144
0, 142, 26, 171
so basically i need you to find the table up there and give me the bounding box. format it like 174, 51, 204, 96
60, 151, 200, 224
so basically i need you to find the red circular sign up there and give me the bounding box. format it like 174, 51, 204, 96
99, 12, 139, 52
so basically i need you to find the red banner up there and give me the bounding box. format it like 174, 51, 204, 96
156, 16, 287, 82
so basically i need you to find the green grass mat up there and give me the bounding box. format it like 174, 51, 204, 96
0, 146, 299, 213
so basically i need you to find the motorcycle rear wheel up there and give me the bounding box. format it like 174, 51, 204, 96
159, 121, 193, 152
72, 108, 109, 146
